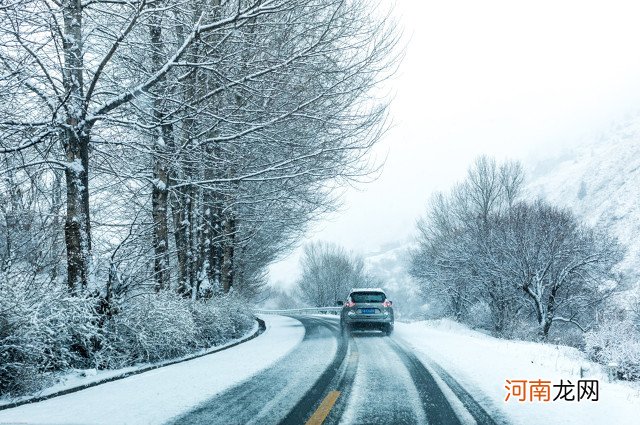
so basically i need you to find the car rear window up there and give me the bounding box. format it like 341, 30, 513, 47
350, 292, 385, 303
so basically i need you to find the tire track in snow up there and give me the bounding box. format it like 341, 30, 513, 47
167, 316, 339, 425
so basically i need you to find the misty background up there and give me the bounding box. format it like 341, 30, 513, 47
268, 0, 640, 290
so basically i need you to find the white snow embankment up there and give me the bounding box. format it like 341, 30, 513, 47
0, 315, 304, 425
1, 320, 263, 410
397, 320, 640, 425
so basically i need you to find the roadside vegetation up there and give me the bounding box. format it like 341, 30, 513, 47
295, 242, 381, 307
0, 0, 399, 397
264, 241, 382, 310
410, 156, 640, 380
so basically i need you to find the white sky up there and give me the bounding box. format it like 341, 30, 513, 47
269, 0, 640, 289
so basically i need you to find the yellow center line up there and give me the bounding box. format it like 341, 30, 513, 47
305, 390, 341, 425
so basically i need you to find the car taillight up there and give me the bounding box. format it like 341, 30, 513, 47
383, 300, 392, 307
345, 300, 355, 307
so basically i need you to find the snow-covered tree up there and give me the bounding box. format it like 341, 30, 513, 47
296, 242, 378, 306
411, 156, 624, 339
0, 0, 400, 395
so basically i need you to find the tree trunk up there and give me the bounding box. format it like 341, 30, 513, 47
150, 15, 171, 291
541, 284, 559, 338
50, 170, 64, 283
541, 318, 553, 338
62, 0, 91, 293
221, 215, 235, 293
152, 147, 170, 291
172, 190, 189, 295
208, 205, 223, 291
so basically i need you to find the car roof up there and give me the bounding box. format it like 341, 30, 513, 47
350, 287, 385, 293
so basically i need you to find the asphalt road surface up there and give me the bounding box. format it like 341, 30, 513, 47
167, 316, 500, 425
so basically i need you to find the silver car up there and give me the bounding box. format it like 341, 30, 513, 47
339, 288, 394, 335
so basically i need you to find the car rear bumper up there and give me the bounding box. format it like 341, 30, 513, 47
343, 315, 393, 325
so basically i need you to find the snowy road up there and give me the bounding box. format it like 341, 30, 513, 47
2, 319, 636, 425
0, 315, 502, 425
170, 316, 497, 425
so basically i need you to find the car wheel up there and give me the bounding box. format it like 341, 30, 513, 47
384, 324, 393, 336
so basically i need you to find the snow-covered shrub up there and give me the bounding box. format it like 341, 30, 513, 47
463, 301, 493, 331
101, 292, 198, 367
419, 300, 450, 320
191, 294, 254, 346
547, 325, 586, 349
460, 300, 536, 340
585, 318, 640, 380
99, 292, 254, 368
1, 280, 256, 397
0, 282, 100, 396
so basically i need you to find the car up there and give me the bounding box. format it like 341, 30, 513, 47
338, 288, 394, 335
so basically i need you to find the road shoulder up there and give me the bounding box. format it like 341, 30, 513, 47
0, 315, 305, 425
396, 320, 640, 425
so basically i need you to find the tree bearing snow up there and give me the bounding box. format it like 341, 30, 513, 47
411, 156, 526, 330
0, 0, 398, 296
411, 156, 624, 339
487, 200, 623, 337
0, 0, 400, 395
296, 241, 379, 306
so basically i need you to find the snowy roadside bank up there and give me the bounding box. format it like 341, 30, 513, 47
0, 315, 305, 425
0, 318, 263, 411
397, 319, 640, 425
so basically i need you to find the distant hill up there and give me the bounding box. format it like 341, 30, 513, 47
367, 116, 640, 312
528, 116, 640, 286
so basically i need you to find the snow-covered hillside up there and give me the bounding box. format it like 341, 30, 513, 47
528, 116, 640, 282
355, 117, 640, 314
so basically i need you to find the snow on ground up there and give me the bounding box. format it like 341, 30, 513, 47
397, 319, 640, 425
0, 315, 304, 425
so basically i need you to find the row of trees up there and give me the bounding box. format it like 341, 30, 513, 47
0, 0, 398, 299
410, 156, 624, 339
0, 0, 399, 395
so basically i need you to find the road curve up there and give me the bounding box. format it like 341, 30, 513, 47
167, 315, 499, 425
166, 316, 340, 425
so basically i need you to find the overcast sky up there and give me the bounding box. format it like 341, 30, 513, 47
269, 0, 640, 289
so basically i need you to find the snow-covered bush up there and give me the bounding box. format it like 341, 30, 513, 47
192, 294, 255, 346
1, 280, 256, 397
463, 301, 493, 331
585, 318, 640, 380
547, 325, 586, 349
99, 291, 254, 368
101, 292, 198, 367
0, 282, 99, 396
